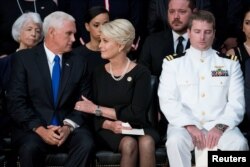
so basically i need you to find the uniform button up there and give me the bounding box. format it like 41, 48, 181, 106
201, 93, 205, 97
200, 121, 205, 125
200, 76, 205, 80
201, 111, 206, 116
200, 59, 204, 63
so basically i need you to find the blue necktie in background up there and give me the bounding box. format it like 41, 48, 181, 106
51, 55, 61, 125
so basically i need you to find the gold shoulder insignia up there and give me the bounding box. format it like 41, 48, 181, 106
217, 52, 238, 61
227, 54, 238, 61
165, 52, 185, 61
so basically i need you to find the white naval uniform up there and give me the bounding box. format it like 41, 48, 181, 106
158, 46, 249, 167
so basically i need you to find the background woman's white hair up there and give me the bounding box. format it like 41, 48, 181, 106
43, 11, 75, 36
12, 12, 43, 43
100, 19, 135, 52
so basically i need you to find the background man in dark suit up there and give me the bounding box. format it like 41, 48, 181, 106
139, 0, 197, 77
6, 11, 94, 167
138, 0, 196, 139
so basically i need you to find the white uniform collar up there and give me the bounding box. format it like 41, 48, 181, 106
188, 46, 214, 58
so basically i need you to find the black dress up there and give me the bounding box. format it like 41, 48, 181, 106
92, 64, 160, 151
73, 45, 108, 75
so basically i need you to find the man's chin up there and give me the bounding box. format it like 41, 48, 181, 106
172, 26, 186, 34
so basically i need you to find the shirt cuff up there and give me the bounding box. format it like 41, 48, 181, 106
63, 119, 80, 129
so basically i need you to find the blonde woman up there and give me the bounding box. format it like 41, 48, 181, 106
75, 19, 159, 167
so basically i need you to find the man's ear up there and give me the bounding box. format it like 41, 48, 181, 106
48, 27, 55, 37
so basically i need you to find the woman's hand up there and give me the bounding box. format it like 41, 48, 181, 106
74, 96, 97, 114
105, 121, 133, 134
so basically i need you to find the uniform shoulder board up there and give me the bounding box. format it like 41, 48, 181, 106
216, 52, 238, 61
165, 52, 186, 61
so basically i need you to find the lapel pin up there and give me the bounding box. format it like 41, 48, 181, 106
127, 76, 132, 82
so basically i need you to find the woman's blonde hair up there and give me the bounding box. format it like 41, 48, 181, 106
100, 19, 135, 52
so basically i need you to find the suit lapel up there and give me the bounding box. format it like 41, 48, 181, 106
57, 53, 72, 105
165, 31, 175, 53
34, 45, 54, 105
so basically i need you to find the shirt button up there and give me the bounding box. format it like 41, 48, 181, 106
201, 93, 205, 97
200, 59, 204, 63
201, 111, 206, 116
200, 76, 205, 80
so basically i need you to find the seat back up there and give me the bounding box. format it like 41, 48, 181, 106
147, 75, 159, 129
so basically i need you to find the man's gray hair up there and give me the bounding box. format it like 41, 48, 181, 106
43, 11, 75, 36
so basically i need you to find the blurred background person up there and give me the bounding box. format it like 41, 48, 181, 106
0, 0, 57, 58
0, 12, 43, 94
146, 0, 210, 35
73, 6, 109, 75
227, 8, 250, 146
209, 0, 243, 53
0, 12, 43, 164
57, 0, 147, 60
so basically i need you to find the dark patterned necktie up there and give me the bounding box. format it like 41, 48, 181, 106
176, 36, 184, 55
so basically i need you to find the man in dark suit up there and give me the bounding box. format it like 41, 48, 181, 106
138, 0, 196, 139
139, 0, 197, 77
6, 11, 95, 167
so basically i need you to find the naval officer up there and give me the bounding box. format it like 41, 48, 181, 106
158, 10, 249, 167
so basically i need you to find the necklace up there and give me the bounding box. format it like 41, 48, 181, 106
109, 58, 130, 81
244, 42, 250, 50
17, 0, 37, 14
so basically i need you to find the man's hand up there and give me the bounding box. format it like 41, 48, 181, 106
57, 125, 71, 146
34, 126, 61, 145
185, 125, 206, 150
206, 127, 223, 149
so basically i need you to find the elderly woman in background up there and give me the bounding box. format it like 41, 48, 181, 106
12, 12, 43, 51
75, 19, 160, 167
0, 12, 43, 157
0, 12, 43, 90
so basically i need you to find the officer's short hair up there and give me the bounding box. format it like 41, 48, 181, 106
188, 10, 216, 30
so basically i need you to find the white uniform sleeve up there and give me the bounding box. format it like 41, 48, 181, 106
158, 59, 200, 127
